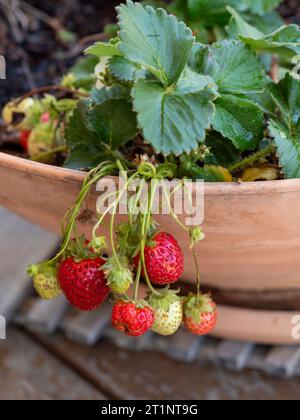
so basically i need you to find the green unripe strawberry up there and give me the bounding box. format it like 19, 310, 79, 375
104, 256, 133, 295
28, 264, 61, 300
149, 288, 183, 336
27, 122, 55, 162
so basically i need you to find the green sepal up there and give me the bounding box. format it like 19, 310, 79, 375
103, 256, 133, 295
27, 261, 57, 278
148, 287, 181, 312
63, 235, 101, 261
88, 236, 108, 254
183, 293, 215, 324
190, 226, 206, 247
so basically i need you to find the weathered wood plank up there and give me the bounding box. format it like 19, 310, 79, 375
0, 208, 59, 321
163, 329, 203, 363
31, 332, 300, 400
0, 328, 107, 400
62, 303, 111, 346
264, 346, 300, 378
23, 296, 69, 335
217, 340, 254, 371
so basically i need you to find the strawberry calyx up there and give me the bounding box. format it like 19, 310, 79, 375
148, 287, 181, 312
113, 297, 151, 310
27, 261, 57, 278
189, 226, 205, 248
63, 235, 105, 262
103, 255, 133, 295
183, 293, 216, 324
88, 235, 108, 254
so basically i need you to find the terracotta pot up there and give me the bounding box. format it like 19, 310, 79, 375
1, 152, 300, 345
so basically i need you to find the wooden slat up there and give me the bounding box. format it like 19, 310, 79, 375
217, 340, 254, 371
0, 208, 59, 321
62, 303, 111, 346
23, 296, 69, 335
163, 329, 203, 362
0, 328, 106, 400
264, 346, 300, 378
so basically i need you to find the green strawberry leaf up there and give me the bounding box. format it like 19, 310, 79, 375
269, 120, 300, 178
91, 85, 131, 104
90, 99, 138, 150
212, 94, 264, 150
65, 98, 138, 169
64, 144, 113, 170
117, 0, 194, 86
246, 90, 277, 115
268, 72, 300, 127
188, 0, 239, 27
228, 7, 300, 59
249, 11, 284, 35
65, 100, 97, 148
132, 74, 217, 155
268, 73, 300, 178
189, 40, 265, 94
108, 56, 146, 82
205, 131, 242, 167
85, 38, 121, 58
242, 0, 282, 15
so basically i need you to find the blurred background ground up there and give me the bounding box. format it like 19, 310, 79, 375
1, 0, 300, 400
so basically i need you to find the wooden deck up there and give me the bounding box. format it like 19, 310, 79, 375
2, 327, 300, 400
1, 207, 300, 400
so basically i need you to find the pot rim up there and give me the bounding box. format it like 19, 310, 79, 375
2, 152, 300, 196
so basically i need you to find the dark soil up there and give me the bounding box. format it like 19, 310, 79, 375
279, 0, 300, 23
0, 0, 121, 107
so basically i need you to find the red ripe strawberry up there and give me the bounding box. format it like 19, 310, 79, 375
183, 294, 217, 336
135, 232, 184, 285
19, 130, 31, 151
58, 257, 109, 311
112, 301, 154, 337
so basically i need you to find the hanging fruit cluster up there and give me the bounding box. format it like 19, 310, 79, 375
28, 160, 217, 338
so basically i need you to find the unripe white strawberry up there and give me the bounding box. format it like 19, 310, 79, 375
149, 288, 183, 336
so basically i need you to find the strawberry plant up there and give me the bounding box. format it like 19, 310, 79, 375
7, 1, 300, 339
60, 0, 300, 182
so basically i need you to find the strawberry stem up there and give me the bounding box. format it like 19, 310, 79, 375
134, 259, 142, 302
48, 162, 117, 264
192, 249, 201, 303
140, 178, 161, 297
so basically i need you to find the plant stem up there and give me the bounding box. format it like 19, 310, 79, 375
49, 163, 116, 264
30, 145, 68, 162
134, 260, 142, 301
162, 184, 189, 233
15, 85, 89, 104
192, 249, 201, 303
140, 180, 161, 297
228, 145, 274, 174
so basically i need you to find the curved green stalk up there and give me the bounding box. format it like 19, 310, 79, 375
228, 145, 274, 174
